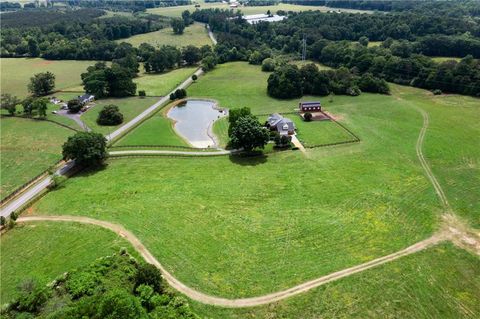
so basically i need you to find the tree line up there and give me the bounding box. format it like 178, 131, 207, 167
1, 9, 168, 60
189, 8, 480, 96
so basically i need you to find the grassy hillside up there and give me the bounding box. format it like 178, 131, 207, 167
134, 67, 197, 97
0, 58, 96, 98
191, 243, 480, 318
0, 222, 137, 305
30, 80, 442, 298
119, 22, 211, 47
0, 117, 75, 198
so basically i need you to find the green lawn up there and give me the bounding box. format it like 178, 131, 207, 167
191, 243, 480, 318
293, 117, 356, 147
114, 106, 189, 147
147, 1, 371, 17
119, 22, 211, 47
0, 58, 97, 98
0, 117, 75, 198
134, 67, 197, 97
80, 96, 158, 135
0, 221, 137, 305
212, 116, 229, 148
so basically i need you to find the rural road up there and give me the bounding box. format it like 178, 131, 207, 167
207, 24, 217, 45
0, 68, 204, 218
15, 215, 448, 307
109, 149, 232, 156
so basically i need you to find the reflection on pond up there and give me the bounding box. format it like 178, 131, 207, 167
167, 99, 227, 148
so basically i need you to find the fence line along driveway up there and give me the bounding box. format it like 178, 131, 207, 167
0, 68, 203, 218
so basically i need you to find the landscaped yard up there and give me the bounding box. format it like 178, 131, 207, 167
0, 58, 97, 98
0, 222, 136, 305
134, 67, 197, 97
293, 117, 356, 147
0, 117, 75, 198
80, 97, 158, 135
119, 22, 211, 48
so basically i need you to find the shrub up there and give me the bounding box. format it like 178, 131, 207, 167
433, 89, 442, 95
169, 93, 176, 101
0, 216, 6, 226
97, 105, 123, 126
261, 58, 275, 72
192, 74, 198, 82
10, 211, 17, 221
16, 279, 51, 313
135, 263, 164, 293
138, 90, 146, 97
303, 112, 313, 122
48, 175, 67, 190
67, 99, 82, 113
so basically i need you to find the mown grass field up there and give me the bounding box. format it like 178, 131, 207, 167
30, 80, 445, 298
0, 58, 97, 98
134, 67, 197, 96
147, 1, 371, 17
0, 222, 137, 305
80, 97, 158, 135
114, 106, 189, 147
119, 22, 211, 47
293, 118, 355, 147
191, 243, 480, 318
0, 117, 75, 198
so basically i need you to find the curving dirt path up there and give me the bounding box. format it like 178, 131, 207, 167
16, 215, 448, 308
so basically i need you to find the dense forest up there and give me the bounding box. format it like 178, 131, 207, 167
1, 251, 200, 318
190, 7, 480, 96
0, 9, 169, 60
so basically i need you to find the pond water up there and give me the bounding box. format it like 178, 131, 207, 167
167, 99, 227, 148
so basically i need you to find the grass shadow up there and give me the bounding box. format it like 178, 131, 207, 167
228, 151, 268, 166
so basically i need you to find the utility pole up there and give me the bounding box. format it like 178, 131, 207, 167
301, 34, 306, 62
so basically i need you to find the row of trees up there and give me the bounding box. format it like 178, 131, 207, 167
267, 63, 389, 99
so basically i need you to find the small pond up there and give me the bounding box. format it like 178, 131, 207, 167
167, 99, 227, 148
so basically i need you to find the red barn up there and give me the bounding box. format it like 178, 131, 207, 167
299, 101, 321, 112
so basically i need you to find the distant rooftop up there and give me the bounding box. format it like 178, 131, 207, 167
244, 14, 286, 24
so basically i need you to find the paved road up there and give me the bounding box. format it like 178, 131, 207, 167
0, 68, 203, 218
56, 109, 90, 131
110, 149, 232, 156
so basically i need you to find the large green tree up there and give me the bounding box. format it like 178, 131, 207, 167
171, 18, 185, 34
97, 104, 123, 126
229, 115, 269, 152
28, 72, 55, 96
62, 132, 108, 167
267, 65, 303, 99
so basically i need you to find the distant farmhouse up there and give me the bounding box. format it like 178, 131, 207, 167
78, 94, 95, 105
299, 101, 321, 112
267, 113, 295, 135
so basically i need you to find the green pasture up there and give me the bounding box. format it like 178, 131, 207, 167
147, 1, 371, 18
80, 96, 158, 135
431, 56, 463, 63
0, 58, 97, 98
134, 67, 197, 97
31, 82, 444, 298
191, 243, 480, 318
119, 22, 211, 47
293, 117, 355, 147
0, 117, 74, 198
114, 106, 189, 147
0, 222, 136, 305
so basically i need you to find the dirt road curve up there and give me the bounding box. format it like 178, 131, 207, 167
17, 215, 447, 307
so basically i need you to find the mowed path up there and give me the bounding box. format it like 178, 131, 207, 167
15, 103, 480, 307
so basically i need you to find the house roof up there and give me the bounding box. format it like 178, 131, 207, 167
268, 113, 295, 133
